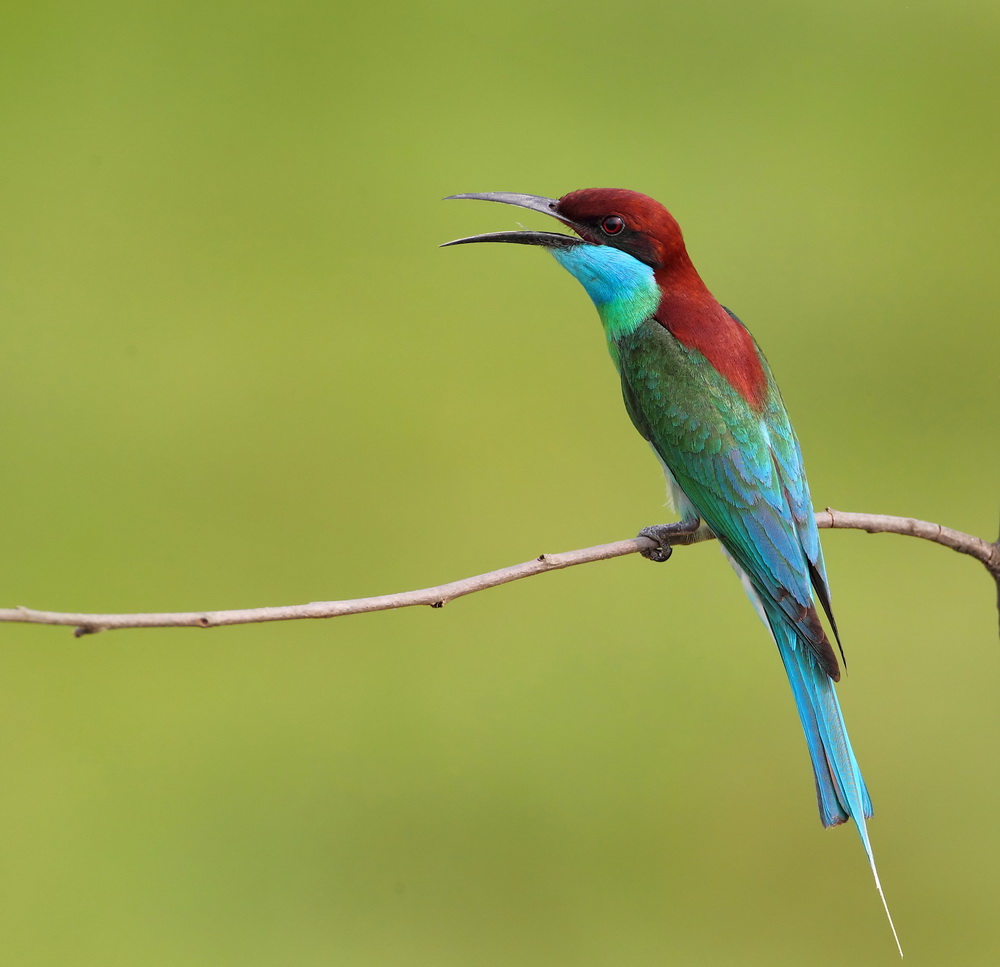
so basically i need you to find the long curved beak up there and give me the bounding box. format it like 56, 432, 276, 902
441, 192, 584, 249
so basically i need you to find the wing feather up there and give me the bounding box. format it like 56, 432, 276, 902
619, 317, 840, 679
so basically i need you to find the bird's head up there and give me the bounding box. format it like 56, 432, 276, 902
442, 188, 687, 271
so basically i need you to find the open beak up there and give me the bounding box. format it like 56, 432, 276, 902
441, 192, 584, 249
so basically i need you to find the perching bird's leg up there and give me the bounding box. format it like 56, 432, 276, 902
637, 518, 702, 562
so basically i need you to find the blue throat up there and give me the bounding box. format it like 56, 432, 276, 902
550, 243, 660, 345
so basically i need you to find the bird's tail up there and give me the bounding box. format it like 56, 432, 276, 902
762, 599, 903, 956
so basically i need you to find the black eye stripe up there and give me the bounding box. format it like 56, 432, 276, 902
601, 215, 625, 235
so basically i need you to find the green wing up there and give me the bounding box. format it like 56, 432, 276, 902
617, 317, 839, 677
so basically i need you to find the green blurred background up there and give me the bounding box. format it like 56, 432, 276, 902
1, 0, 997, 963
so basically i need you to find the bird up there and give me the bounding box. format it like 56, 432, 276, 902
443, 188, 901, 955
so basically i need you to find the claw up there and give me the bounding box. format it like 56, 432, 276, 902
637, 519, 701, 563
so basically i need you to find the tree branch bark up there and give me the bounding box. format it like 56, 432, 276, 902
1, 508, 996, 637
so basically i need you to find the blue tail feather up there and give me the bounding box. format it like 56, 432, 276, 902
763, 597, 872, 827
761, 598, 901, 955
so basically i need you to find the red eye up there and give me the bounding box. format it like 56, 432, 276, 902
601, 215, 625, 235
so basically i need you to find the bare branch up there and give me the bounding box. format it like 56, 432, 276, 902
816, 508, 1000, 573
0, 508, 996, 636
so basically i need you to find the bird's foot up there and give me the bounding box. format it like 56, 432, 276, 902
637, 519, 701, 563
